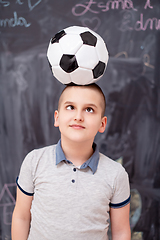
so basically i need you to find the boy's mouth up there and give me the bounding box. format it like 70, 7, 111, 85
69, 124, 85, 129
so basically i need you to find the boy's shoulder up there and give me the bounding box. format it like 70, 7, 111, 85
23, 144, 57, 167
96, 153, 129, 192
34, 144, 56, 153
29, 144, 56, 156
98, 152, 127, 176
99, 152, 122, 166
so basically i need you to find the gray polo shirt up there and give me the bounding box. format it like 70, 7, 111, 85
17, 140, 130, 240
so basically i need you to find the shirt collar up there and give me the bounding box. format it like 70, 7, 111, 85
56, 139, 99, 174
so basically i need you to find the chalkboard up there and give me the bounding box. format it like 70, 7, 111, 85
0, 0, 160, 239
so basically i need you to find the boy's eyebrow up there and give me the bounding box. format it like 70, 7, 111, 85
64, 101, 74, 105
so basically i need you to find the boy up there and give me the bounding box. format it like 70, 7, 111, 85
12, 83, 131, 240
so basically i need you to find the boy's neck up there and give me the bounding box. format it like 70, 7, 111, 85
60, 137, 94, 166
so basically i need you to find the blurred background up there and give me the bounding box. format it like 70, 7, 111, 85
0, 0, 160, 239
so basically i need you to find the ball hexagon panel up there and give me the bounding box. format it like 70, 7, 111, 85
60, 54, 78, 73
59, 34, 83, 55
80, 31, 97, 46
88, 29, 102, 42
93, 61, 106, 79
76, 45, 99, 69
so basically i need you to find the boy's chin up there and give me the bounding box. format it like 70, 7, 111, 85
62, 135, 94, 145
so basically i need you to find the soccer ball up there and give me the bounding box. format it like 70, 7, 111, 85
47, 26, 109, 85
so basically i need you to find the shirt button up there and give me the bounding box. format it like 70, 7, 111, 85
72, 179, 75, 183
73, 168, 76, 172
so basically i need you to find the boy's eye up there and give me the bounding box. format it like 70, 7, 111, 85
66, 105, 74, 110
86, 107, 94, 113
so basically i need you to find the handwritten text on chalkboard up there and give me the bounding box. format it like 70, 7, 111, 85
0, 0, 42, 28
72, 0, 160, 31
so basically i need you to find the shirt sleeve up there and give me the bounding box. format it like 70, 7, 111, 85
109, 164, 130, 208
16, 150, 35, 196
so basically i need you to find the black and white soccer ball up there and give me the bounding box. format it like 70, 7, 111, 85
47, 26, 109, 85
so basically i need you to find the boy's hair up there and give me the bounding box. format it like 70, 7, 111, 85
58, 83, 106, 117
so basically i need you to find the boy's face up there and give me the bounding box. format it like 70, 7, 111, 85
54, 86, 107, 144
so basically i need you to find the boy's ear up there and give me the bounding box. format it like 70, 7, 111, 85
98, 116, 107, 133
54, 110, 59, 127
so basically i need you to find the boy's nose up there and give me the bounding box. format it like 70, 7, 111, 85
74, 110, 84, 122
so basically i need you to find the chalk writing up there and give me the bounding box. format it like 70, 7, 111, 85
0, 183, 16, 225
0, 0, 10, 7
0, 11, 31, 28
28, 0, 42, 11
72, 0, 160, 32
0, 0, 42, 10
143, 54, 154, 69
118, 11, 133, 32
114, 51, 128, 58
135, 13, 160, 31
119, 12, 160, 32
72, 0, 137, 16
144, 0, 153, 9
72, 0, 98, 16
16, 0, 23, 5
82, 17, 101, 31
97, 0, 137, 12
0, 0, 42, 29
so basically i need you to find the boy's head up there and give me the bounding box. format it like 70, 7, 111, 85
58, 83, 106, 117
54, 83, 107, 144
